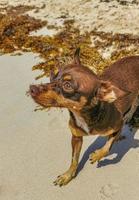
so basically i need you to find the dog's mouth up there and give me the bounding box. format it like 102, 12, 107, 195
29, 84, 64, 108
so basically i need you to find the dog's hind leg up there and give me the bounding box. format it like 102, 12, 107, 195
89, 131, 120, 164
124, 95, 139, 124
129, 95, 139, 126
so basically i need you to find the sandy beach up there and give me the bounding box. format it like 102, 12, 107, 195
0, 0, 139, 200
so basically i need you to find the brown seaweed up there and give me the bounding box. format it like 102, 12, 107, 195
1, 6, 139, 77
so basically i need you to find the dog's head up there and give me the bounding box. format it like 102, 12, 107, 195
30, 48, 129, 112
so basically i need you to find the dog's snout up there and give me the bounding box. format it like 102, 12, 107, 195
39, 85, 46, 92
30, 85, 40, 96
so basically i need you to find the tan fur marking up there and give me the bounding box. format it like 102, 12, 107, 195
63, 75, 72, 81
91, 128, 115, 136
69, 119, 88, 137
36, 90, 87, 111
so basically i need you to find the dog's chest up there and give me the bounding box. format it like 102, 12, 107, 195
72, 112, 90, 134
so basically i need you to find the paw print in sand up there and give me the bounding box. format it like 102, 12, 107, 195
99, 183, 119, 200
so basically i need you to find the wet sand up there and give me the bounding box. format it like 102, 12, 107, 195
0, 52, 139, 200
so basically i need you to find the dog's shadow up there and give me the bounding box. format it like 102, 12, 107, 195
77, 125, 139, 174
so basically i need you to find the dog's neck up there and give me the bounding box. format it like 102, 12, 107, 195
70, 101, 122, 133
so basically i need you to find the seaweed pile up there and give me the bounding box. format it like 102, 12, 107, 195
1, 6, 139, 79
1, 6, 139, 78
0, 6, 47, 54
99, 0, 139, 5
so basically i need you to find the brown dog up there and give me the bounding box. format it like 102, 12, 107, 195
30, 48, 139, 186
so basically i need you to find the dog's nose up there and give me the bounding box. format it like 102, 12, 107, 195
30, 85, 40, 96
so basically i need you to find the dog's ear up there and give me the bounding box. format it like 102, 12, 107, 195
74, 47, 81, 65
96, 81, 130, 103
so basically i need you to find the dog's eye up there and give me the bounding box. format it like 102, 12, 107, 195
62, 81, 74, 93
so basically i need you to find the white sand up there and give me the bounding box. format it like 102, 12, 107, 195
0, 0, 139, 199
1, 0, 139, 34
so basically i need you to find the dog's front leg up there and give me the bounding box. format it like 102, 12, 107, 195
53, 134, 83, 187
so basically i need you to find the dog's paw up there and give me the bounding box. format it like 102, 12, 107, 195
53, 171, 74, 187
89, 149, 108, 164
89, 150, 102, 164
